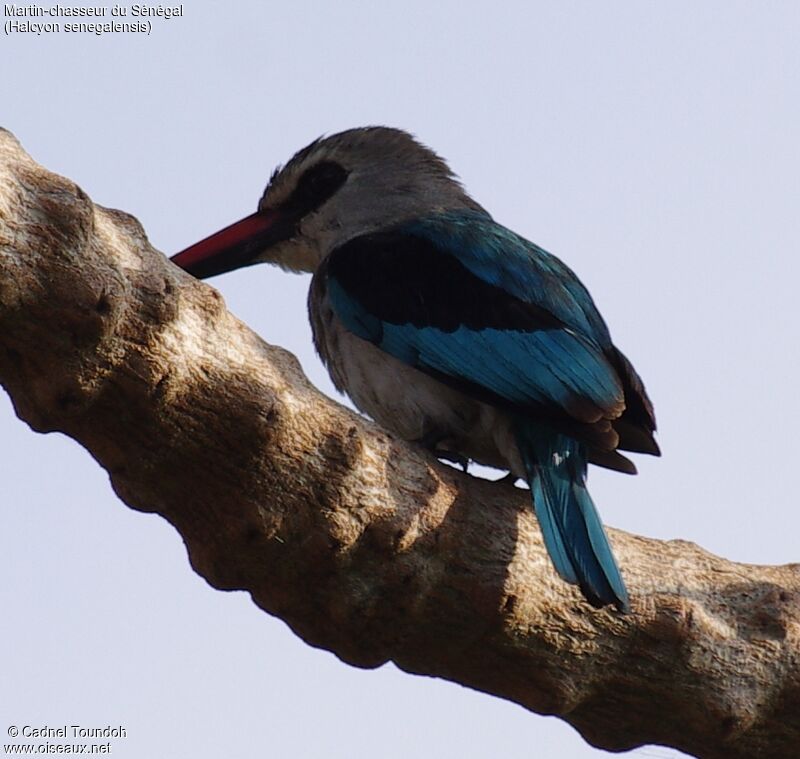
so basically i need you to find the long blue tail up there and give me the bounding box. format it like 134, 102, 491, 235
515, 423, 629, 611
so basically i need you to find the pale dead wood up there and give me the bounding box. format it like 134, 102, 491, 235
1, 128, 798, 758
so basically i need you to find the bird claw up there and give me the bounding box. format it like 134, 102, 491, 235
434, 450, 470, 472
414, 430, 470, 472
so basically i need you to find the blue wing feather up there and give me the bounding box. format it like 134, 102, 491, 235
325, 214, 624, 422
383, 322, 620, 418
403, 211, 613, 345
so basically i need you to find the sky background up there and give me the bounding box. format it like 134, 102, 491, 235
2, 2, 799, 757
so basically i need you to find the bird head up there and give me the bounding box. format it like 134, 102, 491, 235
171, 126, 484, 278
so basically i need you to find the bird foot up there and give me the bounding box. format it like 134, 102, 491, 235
433, 449, 470, 472
414, 430, 470, 472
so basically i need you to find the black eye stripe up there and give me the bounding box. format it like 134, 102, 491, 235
281, 161, 349, 218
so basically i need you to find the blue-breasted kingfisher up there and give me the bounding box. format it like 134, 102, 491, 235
171, 127, 659, 612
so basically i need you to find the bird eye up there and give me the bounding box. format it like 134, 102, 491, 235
305, 162, 348, 194
287, 161, 349, 216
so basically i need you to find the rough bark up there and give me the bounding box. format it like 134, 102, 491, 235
1, 128, 798, 758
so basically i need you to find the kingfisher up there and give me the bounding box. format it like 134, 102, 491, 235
171, 127, 659, 611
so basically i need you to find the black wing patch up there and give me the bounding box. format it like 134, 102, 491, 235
326, 231, 564, 333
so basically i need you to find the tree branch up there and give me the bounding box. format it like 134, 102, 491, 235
1, 128, 798, 759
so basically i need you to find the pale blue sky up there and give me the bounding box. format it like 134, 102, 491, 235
2, 2, 799, 757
